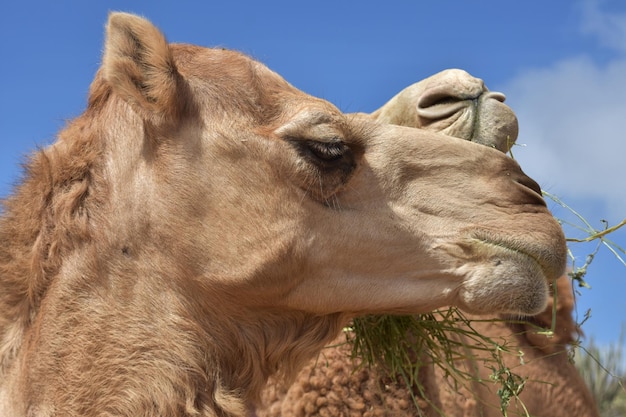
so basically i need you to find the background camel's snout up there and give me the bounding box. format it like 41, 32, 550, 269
415, 69, 490, 117
375, 69, 519, 154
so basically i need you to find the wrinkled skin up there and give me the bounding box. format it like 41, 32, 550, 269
0, 13, 566, 417
370, 68, 518, 152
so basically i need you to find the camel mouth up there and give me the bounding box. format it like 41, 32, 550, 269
449, 231, 565, 315
457, 242, 552, 315
472, 235, 564, 282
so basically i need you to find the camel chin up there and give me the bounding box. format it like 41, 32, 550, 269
456, 250, 550, 315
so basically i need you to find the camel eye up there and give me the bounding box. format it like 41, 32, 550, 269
304, 140, 347, 162
286, 136, 357, 202
287, 137, 351, 167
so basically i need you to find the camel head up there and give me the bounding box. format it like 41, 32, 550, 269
371, 68, 519, 153
94, 13, 565, 317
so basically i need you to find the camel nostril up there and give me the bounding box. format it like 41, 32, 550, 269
515, 174, 546, 206
417, 90, 461, 109
417, 87, 471, 120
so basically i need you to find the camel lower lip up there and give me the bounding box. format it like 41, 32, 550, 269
457, 240, 551, 315
471, 236, 556, 281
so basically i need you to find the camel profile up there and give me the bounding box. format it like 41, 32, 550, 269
257, 71, 598, 417
0, 13, 566, 417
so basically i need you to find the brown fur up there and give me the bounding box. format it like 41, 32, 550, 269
258, 276, 600, 417
1, 13, 566, 417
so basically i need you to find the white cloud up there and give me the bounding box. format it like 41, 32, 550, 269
580, 0, 626, 54
500, 2, 626, 223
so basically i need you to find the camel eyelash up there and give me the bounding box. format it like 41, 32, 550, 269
302, 139, 348, 162
287, 137, 352, 166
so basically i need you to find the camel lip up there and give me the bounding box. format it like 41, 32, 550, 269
477, 238, 541, 264
468, 233, 564, 282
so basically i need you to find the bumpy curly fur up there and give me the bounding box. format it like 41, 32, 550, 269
258, 276, 600, 417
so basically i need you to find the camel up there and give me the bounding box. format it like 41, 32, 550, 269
0, 13, 566, 417
258, 276, 600, 417
368, 68, 519, 153
258, 71, 599, 417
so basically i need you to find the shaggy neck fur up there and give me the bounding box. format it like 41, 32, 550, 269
0, 85, 106, 372
0, 77, 347, 416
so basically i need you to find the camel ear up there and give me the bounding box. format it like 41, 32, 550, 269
102, 12, 183, 123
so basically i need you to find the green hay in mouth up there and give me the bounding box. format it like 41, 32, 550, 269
342, 206, 625, 416
345, 309, 532, 416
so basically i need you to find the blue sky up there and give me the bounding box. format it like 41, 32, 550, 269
1, 1, 625, 348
